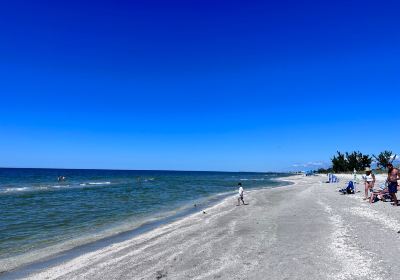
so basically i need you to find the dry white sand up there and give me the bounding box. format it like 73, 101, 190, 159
12, 175, 400, 279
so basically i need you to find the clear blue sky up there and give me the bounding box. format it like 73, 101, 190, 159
1, 0, 399, 171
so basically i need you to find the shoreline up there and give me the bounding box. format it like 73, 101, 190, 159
1, 192, 235, 278
1, 178, 292, 279
8, 174, 400, 279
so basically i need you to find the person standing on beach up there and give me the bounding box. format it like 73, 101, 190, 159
387, 163, 399, 206
363, 167, 375, 200
237, 183, 246, 206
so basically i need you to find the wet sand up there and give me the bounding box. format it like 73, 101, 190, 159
12, 175, 400, 279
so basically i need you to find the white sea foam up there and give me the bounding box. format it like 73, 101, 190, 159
51, 185, 66, 189
1, 187, 30, 193
0, 182, 111, 195
1, 185, 71, 194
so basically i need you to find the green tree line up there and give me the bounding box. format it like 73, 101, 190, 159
328, 150, 396, 173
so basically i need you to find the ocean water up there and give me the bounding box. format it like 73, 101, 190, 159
0, 168, 288, 270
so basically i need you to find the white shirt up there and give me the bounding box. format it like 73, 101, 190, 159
238, 187, 244, 196
365, 174, 374, 182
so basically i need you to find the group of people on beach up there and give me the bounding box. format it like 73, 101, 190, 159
364, 164, 400, 206
57, 176, 66, 182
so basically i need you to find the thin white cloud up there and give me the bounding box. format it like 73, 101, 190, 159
307, 161, 324, 166
292, 161, 327, 168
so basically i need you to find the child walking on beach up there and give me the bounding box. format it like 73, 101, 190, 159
237, 183, 246, 206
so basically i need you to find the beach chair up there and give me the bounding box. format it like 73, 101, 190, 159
369, 183, 391, 203
328, 173, 339, 183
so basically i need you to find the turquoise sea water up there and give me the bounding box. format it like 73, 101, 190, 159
0, 168, 288, 270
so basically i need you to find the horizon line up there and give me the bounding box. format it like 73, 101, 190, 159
0, 166, 288, 174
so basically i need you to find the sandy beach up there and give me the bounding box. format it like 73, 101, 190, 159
7, 174, 400, 280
